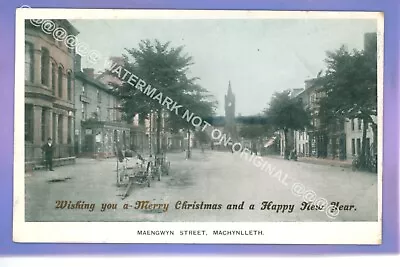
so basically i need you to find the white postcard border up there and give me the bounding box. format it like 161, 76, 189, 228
13, 8, 384, 244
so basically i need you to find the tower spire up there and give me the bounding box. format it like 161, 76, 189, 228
228, 80, 232, 94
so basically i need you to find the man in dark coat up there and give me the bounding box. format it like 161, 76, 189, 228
42, 137, 54, 171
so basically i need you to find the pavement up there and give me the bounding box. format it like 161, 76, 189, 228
25, 149, 378, 222
266, 154, 353, 168
296, 156, 352, 168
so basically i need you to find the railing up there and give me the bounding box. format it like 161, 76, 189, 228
25, 143, 75, 163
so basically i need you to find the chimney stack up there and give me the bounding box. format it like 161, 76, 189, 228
83, 68, 95, 78
74, 54, 82, 72
110, 56, 124, 66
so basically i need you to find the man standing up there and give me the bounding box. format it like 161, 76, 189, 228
42, 138, 54, 171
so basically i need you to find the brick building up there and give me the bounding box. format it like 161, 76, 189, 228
96, 56, 149, 154
74, 55, 131, 158
25, 20, 78, 169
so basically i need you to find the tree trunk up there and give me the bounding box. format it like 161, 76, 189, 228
156, 109, 162, 155
283, 128, 289, 159
187, 128, 191, 159
360, 118, 368, 169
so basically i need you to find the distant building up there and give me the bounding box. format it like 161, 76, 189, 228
25, 19, 78, 169
342, 32, 377, 159
95, 56, 150, 154
292, 78, 344, 159
344, 117, 376, 160
208, 82, 268, 153
224, 81, 238, 141
293, 32, 377, 160
74, 56, 130, 158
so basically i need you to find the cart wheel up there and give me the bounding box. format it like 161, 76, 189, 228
117, 170, 124, 186
120, 169, 129, 184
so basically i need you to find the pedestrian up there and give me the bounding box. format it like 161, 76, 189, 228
42, 138, 54, 171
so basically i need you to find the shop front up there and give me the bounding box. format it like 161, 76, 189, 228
80, 121, 130, 158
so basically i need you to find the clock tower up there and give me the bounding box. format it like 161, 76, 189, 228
224, 81, 237, 140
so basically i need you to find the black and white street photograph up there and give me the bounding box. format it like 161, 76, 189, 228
20, 10, 381, 228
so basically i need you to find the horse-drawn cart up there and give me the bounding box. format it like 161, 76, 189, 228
115, 149, 171, 199
116, 152, 153, 199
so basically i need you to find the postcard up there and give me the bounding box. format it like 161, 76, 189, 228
14, 8, 383, 244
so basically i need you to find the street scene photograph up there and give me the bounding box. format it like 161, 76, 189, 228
22, 12, 380, 224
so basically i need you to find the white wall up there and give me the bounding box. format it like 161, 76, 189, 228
294, 130, 309, 156
344, 117, 377, 159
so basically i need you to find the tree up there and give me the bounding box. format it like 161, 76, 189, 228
265, 90, 311, 158
107, 39, 216, 155
166, 84, 217, 158
194, 130, 210, 146
314, 38, 377, 168
239, 122, 271, 153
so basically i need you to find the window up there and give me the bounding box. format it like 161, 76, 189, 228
313, 118, 318, 127
58, 115, 63, 144
310, 94, 316, 103
58, 66, 63, 97
41, 108, 46, 142
358, 119, 362, 130
107, 109, 111, 121
51, 63, 56, 95
82, 84, 86, 96
351, 119, 355, 131
356, 138, 361, 155
351, 139, 355, 155
41, 48, 50, 85
67, 71, 72, 101
82, 103, 87, 120
25, 42, 34, 82
25, 104, 33, 142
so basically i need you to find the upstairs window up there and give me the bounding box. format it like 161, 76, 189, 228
25, 104, 34, 142
51, 63, 56, 95
25, 42, 34, 82
58, 66, 63, 98
41, 48, 50, 86
67, 71, 72, 101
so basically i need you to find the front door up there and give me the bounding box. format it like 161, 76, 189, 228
85, 134, 94, 153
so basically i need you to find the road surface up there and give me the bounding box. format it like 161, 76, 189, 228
25, 149, 378, 222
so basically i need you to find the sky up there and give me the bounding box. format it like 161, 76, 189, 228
70, 18, 377, 116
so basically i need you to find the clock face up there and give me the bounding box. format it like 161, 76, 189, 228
228, 102, 232, 107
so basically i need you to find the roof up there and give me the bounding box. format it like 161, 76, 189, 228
75, 71, 118, 96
